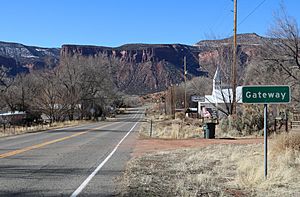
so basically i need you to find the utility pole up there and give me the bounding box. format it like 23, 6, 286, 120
231, 0, 237, 115
170, 85, 175, 119
184, 56, 187, 112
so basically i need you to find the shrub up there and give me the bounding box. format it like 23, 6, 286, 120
219, 115, 244, 136
242, 105, 264, 133
219, 117, 229, 133
271, 132, 300, 153
219, 105, 281, 136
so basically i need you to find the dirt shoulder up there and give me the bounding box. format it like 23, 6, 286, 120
121, 142, 261, 197
120, 134, 299, 197
132, 137, 263, 158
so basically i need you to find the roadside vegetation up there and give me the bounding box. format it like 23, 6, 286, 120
0, 55, 124, 122
0, 120, 92, 137
124, 8, 300, 196
0, 55, 143, 136
138, 5, 300, 140
236, 132, 300, 196
120, 132, 300, 196
140, 107, 203, 139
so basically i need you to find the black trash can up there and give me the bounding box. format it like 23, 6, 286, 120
203, 123, 208, 138
203, 123, 215, 139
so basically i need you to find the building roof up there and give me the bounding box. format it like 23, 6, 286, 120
201, 86, 243, 104
201, 67, 242, 105
0, 111, 26, 116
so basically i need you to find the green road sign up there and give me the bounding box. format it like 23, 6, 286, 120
242, 85, 290, 104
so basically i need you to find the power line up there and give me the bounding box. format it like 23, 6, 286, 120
238, 0, 267, 26
209, 2, 232, 32
225, 0, 267, 38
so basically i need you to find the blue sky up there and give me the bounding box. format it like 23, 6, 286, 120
1, 0, 299, 47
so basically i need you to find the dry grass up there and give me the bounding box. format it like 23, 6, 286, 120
142, 105, 203, 139
139, 115, 202, 139
236, 132, 300, 196
0, 120, 92, 137
271, 132, 300, 153
120, 144, 253, 196
119, 133, 300, 196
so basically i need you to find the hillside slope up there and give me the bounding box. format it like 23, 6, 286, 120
0, 33, 265, 94
0, 41, 60, 75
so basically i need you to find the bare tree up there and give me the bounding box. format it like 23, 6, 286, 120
0, 66, 17, 112
0, 73, 32, 111
0, 66, 6, 89
169, 77, 212, 111
80, 55, 118, 118
59, 55, 118, 120
262, 6, 300, 105
199, 45, 246, 116
30, 70, 66, 122
59, 56, 84, 120
0, 52, 121, 122
0, 65, 12, 92
186, 77, 212, 97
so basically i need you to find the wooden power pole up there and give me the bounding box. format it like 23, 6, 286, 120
184, 56, 187, 112
231, 0, 237, 115
170, 85, 175, 119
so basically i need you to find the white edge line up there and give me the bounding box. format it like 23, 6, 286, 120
70, 119, 139, 197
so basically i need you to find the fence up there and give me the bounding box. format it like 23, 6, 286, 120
292, 110, 300, 130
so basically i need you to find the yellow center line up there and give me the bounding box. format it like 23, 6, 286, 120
0, 132, 87, 159
0, 123, 115, 159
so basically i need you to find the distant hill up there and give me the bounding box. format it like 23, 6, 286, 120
60, 43, 202, 94
0, 41, 60, 75
0, 33, 266, 94
195, 33, 266, 80
195, 33, 268, 47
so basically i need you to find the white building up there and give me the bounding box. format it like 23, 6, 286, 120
198, 67, 242, 117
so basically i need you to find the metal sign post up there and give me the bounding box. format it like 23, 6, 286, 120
264, 104, 268, 179
242, 85, 291, 179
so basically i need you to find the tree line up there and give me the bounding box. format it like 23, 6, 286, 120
0, 55, 125, 124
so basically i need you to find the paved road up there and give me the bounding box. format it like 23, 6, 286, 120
0, 108, 144, 196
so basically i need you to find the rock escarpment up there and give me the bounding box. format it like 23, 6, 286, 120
0, 41, 60, 75
0, 33, 266, 95
61, 44, 203, 94
61, 34, 265, 94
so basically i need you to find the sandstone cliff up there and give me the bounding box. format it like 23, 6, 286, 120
0, 33, 266, 95
61, 44, 203, 94
60, 34, 265, 94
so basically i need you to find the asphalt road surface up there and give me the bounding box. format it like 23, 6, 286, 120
0, 108, 144, 196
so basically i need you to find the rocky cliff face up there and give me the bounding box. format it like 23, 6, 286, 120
195, 33, 265, 78
0, 41, 60, 75
61, 44, 203, 94
1, 33, 265, 94
61, 33, 264, 94
196, 33, 267, 47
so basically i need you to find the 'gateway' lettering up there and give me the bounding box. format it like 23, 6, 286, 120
245, 91, 286, 100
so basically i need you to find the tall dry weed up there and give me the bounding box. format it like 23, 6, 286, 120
121, 140, 299, 196
236, 132, 300, 196
0, 120, 90, 137
271, 132, 300, 154
139, 115, 202, 139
